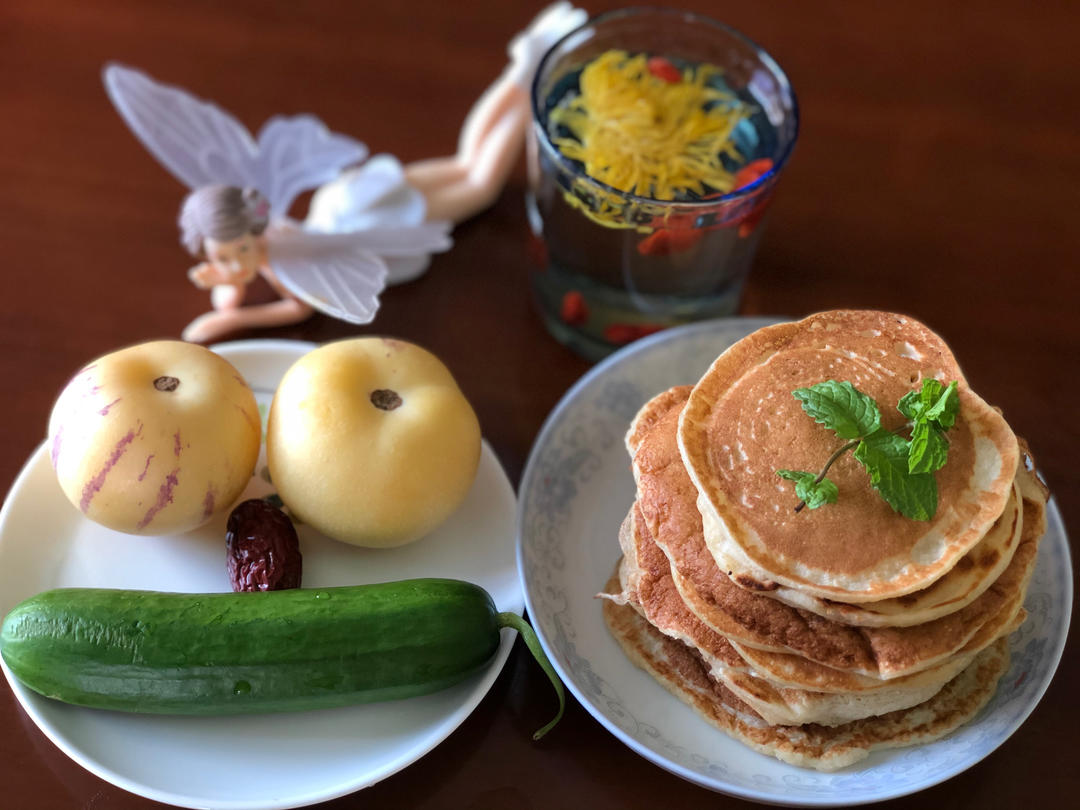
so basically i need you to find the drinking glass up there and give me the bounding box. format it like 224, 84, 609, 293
527, 7, 799, 361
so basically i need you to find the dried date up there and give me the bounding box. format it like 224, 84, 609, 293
226, 499, 302, 592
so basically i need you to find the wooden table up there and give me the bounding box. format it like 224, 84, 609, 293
1, 1, 1076, 807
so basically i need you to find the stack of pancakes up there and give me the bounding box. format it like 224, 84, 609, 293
602, 310, 1049, 771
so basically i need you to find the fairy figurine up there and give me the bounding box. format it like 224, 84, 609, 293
104, 2, 586, 343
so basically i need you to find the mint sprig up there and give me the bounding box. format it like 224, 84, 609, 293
775, 379, 958, 520
776, 470, 840, 510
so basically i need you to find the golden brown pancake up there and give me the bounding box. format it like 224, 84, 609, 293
601, 575, 1013, 772
614, 505, 1019, 725
759, 484, 1022, 626
728, 454, 1046, 688
625, 385, 693, 455
630, 385, 1042, 679
677, 310, 1019, 602
728, 564, 1031, 694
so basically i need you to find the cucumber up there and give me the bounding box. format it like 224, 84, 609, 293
1, 579, 564, 738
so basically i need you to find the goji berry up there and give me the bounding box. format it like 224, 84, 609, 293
637, 228, 704, 256
526, 231, 548, 269
737, 194, 774, 238
647, 56, 681, 83
560, 290, 589, 325
603, 323, 665, 345
734, 158, 775, 190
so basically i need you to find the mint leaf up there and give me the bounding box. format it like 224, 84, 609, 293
924, 380, 959, 428
776, 470, 810, 482
897, 389, 923, 421
792, 381, 881, 440
854, 431, 937, 520
908, 421, 949, 474
919, 378, 946, 405
777, 470, 839, 510
899, 380, 959, 428
900, 379, 958, 475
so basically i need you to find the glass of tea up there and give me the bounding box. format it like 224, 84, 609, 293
527, 8, 799, 361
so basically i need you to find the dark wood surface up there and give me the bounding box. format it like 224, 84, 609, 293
1, 1, 1077, 807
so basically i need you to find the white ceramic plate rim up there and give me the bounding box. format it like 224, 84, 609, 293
515, 317, 1072, 807
0, 338, 523, 810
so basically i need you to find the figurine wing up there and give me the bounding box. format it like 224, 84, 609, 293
103, 64, 368, 217
254, 117, 368, 219
104, 63, 261, 191
306, 155, 453, 285
266, 229, 387, 325
304, 223, 452, 257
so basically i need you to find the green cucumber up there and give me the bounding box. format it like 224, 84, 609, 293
1, 579, 564, 738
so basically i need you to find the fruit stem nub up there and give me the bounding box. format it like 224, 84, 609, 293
370, 389, 402, 411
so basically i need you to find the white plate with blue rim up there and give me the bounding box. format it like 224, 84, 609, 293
0, 339, 522, 810
515, 317, 1072, 807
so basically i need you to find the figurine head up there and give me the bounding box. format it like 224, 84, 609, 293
179, 185, 269, 283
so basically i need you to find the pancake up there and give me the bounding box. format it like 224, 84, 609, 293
625, 385, 693, 454
629, 386, 1027, 628
630, 385, 1042, 679
677, 310, 1019, 602
729, 562, 1031, 693
757, 483, 1022, 626
601, 576, 1013, 772
615, 505, 1019, 726
762, 439, 1048, 625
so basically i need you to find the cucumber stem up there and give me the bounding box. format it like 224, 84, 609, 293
497, 612, 566, 740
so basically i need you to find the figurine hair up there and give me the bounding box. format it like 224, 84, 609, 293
179, 185, 270, 256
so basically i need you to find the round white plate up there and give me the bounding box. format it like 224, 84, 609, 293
0, 339, 521, 810
516, 318, 1072, 807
